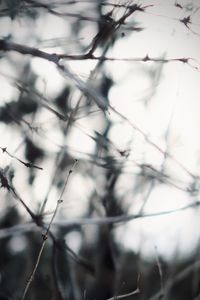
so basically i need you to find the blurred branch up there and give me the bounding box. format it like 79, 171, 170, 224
149, 259, 200, 300
52, 201, 200, 227
51, 240, 65, 300
1, 202, 199, 237
0, 222, 36, 239
107, 274, 140, 299
154, 246, 165, 299
22, 0, 105, 22
107, 288, 140, 300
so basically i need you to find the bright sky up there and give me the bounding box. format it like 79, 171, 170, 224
1, 0, 200, 260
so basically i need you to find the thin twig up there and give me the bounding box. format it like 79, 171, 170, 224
0, 146, 43, 170
21, 199, 62, 300
59, 159, 78, 200
21, 160, 77, 300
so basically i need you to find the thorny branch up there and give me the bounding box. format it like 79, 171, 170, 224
0, 146, 43, 170
0, 38, 198, 180
0, 38, 197, 66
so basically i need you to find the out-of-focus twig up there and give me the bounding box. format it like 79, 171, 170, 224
154, 246, 165, 299
107, 274, 140, 299
51, 201, 200, 227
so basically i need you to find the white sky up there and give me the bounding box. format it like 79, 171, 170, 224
1, 0, 200, 260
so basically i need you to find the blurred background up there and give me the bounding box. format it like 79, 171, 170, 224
0, 0, 200, 299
